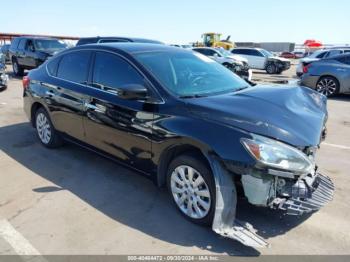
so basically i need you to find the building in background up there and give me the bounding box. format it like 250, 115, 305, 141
235, 42, 295, 52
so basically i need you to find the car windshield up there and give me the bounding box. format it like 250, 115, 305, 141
135, 51, 249, 97
259, 49, 274, 57
216, 48, 232, 57
34, 39, 67, 51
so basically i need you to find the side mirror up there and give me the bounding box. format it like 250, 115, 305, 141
28, 46, 35, 52
213, 53, 219, 58
118, 84, 148, 100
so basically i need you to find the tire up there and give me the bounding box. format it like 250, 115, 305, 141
35, 107, 63, 148
266, 63, 276, 74
12, 58, 24, 76
316, 76, 340, 97
166, 153, 215, 226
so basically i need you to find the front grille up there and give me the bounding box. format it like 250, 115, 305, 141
278, 173, 334, 215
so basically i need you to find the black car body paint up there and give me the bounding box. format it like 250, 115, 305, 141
23, 43, 333, 248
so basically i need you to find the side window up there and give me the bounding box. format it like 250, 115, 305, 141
18, 39, 27, 50
337, 55, 350, 65
327, 50, 342, 57
206, 49, 217, 56
26, 40, 35, 52
193, 49, 207, 55
316, 52, 327, 59
231, 49, 243, 55
47, 56, 61, 76
57, 51, 91, 83
92, 52, 144, 91
249, 49, 263, 57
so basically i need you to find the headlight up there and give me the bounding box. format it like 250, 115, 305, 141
241, 134, 313, 172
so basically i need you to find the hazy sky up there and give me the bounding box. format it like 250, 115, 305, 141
1, 0, 349, 44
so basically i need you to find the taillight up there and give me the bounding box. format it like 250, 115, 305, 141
22, 76, 30, 89
303, 63, 311, 73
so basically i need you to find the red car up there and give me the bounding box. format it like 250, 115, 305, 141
280, 52, 296, 59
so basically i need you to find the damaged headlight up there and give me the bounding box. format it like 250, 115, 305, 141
241, 134, 313, 172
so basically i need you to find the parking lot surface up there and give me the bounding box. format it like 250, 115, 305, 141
0, 66, 350, 256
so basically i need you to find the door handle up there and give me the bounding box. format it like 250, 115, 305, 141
84, 102, 106, 113
45, 90, 56, 97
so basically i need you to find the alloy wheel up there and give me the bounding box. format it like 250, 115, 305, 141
13, 61, 18, 75
316, 78, 337, 97
170, 165, 211, 219
36, 112, 52, 144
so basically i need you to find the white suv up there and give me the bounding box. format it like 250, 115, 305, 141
231, 48, 291, 74
192, 47, 252, 81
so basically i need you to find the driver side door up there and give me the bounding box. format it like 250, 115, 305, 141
83, 51, 155, 173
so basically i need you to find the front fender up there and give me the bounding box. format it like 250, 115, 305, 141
152, 113, 255, 167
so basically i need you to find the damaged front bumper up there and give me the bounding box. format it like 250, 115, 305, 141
242, 170, 334, 216
208, 156, 334, 249
274, 173, 334, 215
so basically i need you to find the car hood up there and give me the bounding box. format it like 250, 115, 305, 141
227, 55, 248, 63
187, 85, 327, 147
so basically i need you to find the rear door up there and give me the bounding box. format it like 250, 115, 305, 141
46, 50, 92, 141
248, 49, 266, 69
83, 51, 154, 173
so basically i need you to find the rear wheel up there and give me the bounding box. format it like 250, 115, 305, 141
35, 107, 63, 148
167, 154, 215, 226
12, 58, 24, 76
316, 76, 340, 97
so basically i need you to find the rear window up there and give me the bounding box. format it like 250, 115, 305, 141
57, 51, 91, 84
47, 57, 61, 76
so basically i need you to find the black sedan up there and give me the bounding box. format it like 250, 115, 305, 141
23, 43, 334, 247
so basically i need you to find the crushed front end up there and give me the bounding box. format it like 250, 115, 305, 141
241, 168, 334, 216
240, 134, 334, 215
209, 132, 334, 248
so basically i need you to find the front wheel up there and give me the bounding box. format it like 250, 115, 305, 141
167, 154, 215, 226
266, 63, 276, 74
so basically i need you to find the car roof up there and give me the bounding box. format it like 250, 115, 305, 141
74, 42, 186, 54
324, 53, 350, 60
77, 36, 163, 44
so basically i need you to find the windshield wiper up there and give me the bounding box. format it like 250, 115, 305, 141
179, 94, 209, 99
233, 86, 249, 92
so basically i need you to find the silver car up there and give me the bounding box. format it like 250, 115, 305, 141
300, 54, 350, 97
